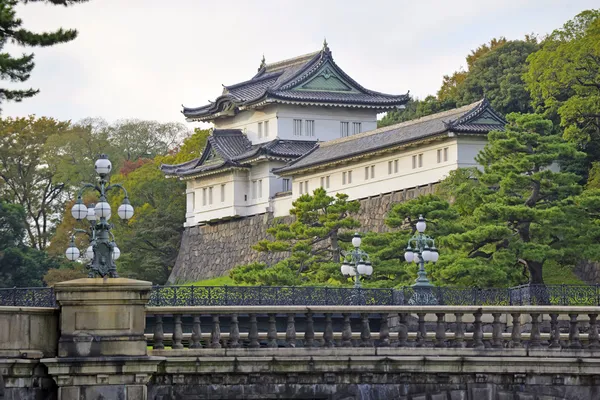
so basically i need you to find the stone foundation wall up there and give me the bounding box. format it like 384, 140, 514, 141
168, 185, 437, 284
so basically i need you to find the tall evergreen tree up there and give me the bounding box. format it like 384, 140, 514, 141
0, 0, 87, 109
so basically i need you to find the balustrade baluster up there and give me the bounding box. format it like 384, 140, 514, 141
491, 313, 503, 349
379, 313, 390, 347
549, 313, 560, 349
153, 314, 164, 350
229, 314, 241, 348
529, 313, 542, 349
173, 314, 183, 349
249, 313, 260, 348
190, 315, 202, 348
267, 313, 278, 348
589, 314, 600, 349
286, 313, 296, 348
435, 313, 446, 348
416, 313, 426, 347
472, 311, 484, 349
569, 313, 582, 349
342, 313, 352, 347
454, 313, 465, 348
360, 313, 372, 347
323, 313, 334, 347
210, 314, 221, 348
510, 313, 522, 348
396, 313, 408, 348
305, 312, 315, 348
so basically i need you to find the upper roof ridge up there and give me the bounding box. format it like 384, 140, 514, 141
264, 50, 321, 73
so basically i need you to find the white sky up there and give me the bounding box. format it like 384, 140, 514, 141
2, 0, 597, 127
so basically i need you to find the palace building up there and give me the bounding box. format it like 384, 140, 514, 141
161, 43, 506, 228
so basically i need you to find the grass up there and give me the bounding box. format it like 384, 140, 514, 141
542, 263, 585, 285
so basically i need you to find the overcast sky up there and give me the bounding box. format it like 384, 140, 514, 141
2, 0, 597, 127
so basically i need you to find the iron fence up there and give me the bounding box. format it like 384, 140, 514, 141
0, 287, 57, 307
3, 284, 600, 307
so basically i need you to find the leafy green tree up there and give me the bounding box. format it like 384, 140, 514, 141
441, 113, 599, 284
0, 0, 87, 108
0, 116, 70, 248
378, 96, 456, 128
230, 188, 360, 285
525, 10, 600, 172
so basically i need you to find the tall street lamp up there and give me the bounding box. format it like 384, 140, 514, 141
65, 154, 134, 278
403, 215, 439, 304
340, 233, 373, 304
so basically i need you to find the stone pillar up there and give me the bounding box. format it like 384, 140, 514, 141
41, 278, 164, 400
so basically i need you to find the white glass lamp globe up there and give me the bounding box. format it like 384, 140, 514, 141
112, 246, 121, 260
357, 261, 368, 275
86, 204, 97, 221
85, 245, 94, 260
430, 247, 439, 262
348, 266, 357, 276
352, 233, 362, 248
71, 199, 87, 220
404, 248, 414, 262
416, 215, 426, 233
341, 262, 351, 276
117, 201, 134, 220
413, 253, 420, 263
95, 156, 112, 175
95, 201, 111, 219
364, 262, 373, 276
65, 245, 80, 261
422, 247, 432, 262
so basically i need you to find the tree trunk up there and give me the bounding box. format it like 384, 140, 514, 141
528, 260, 544, 284
330, 231, 340, 263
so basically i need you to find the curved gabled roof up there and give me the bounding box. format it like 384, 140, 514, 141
182, 44, 409, 121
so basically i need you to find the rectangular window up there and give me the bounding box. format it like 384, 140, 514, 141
348, 170, 352, 184
293, 119, 302, 136
304, 181, 309, 194
365, 166, 370, 180
264, 121, 269, 137
282, 178, 290, 192
342, 171, 347, 185
340, 122, 349, 137
252, 180, 257, 199
326, 175, 330, 188
208, 186, 213, 205
418, 153, 423, 168
388, 161, 392, 175
202, 188, 207, 206
299, 181, 303, 194
220, 184, 225, 202
412, 155, 417, 169
371, 165, 375, 179
394, 159, 399, 173
258, 179, 263, 198
444, 147, 448, 162
352, 122, 361, 135
320, 177, 325, 188
305, 120, 315, 137
437, 149, 442, 163
258, 122, 263, 138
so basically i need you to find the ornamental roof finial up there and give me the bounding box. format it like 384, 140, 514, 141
258, 54, 266, 71
323, 37, 329, 51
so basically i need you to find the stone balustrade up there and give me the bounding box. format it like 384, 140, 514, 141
146, 305, 600, 351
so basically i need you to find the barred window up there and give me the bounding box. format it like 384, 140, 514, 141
340, 122, 349, 137
264, 121, 269, 137
352, 122, 361, 135
305, 120, 315, 137
293, 119, 302, 136
258, 122, 263, 138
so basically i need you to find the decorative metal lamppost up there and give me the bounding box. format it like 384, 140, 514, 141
65, 154, 134, 278
340, 233, 373, 304
403, 215, 439, 304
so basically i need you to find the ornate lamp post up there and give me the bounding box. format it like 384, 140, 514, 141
340, 233, 373, 304
65, 154, 134, 278
403, 215, 439, 304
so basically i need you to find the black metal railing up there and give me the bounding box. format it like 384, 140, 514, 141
0, 287, 57, 307
3, 284, 600, 307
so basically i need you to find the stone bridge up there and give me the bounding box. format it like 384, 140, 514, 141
1, 278, 600, 400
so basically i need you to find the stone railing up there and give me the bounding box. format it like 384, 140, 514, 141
145, 305, 600, 351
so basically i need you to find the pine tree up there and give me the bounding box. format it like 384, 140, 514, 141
0, 0, 86, 108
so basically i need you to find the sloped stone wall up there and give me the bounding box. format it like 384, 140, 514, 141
168, 184, 437, 284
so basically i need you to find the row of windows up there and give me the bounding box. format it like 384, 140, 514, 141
257, 121, 270, 139
251, 179, 263, 199
202, 184, 226, 206
293, 119, 315, 137
340, 122, 362, 138
298, 180, 309, 194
